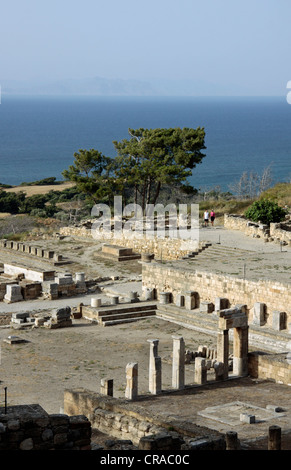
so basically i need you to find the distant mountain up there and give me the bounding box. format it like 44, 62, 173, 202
1, 76, 269, 97
1, 77, 159, 96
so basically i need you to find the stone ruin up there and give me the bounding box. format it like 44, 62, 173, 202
9, 307, 73, 330
0, 239, 65, 265
97, 244, 141, 262
0, 263, 90, 303
101, 306, 249, 402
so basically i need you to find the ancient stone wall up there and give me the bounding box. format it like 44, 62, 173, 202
63, 389, 224, 447
248, 352, 291, 385
0, 404, 91, 450
224, 214, 291, 245
142, 262, 291, 328
59, 226, 199, 260
270, 222, 291, 244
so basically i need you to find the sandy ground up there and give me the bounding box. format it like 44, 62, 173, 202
4, 181, 75, 196
0, 224, 290, 448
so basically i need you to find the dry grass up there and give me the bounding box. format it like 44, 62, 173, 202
5, 181, 75, 196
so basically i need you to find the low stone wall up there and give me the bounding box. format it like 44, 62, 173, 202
224, 214, 269, 238
270, 222, 291, 244
248, 352, 291, 385
224, 214, 291, 245
59, 226, 199, 260
142, 262, 291, 328
3, 263, 55, 282
0, 404, 91, 450
64, 388, 224, 447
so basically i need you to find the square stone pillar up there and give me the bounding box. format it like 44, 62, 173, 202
272, 311, 286, 331
159, 292, 171, 304
175, 294, 185, 307
215, 297, 229, 312
100, 379, 113, 396
148, 339, 162, 394
233, 326, 249, 376
172, 336, 185, 389
217, 330, 229, 379
4, 284, 23, 303
125, 362, 138, 400
253, 302, 265, 326
194, 357, 207, 384
184, 291, 196, 310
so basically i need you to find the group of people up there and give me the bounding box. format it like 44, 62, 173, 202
203, 209, 215, 227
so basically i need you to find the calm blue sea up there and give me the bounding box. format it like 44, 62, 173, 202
0, 95, 290, 192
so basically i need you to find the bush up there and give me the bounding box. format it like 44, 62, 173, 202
244, 198, 287, 225
0, 191, 25, 214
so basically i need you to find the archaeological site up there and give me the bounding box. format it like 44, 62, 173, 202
0, 211, 290, 451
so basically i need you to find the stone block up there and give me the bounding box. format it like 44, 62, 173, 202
240, 413, 255, 424
272, 310, 286, 331
4, 284, 23, 303
159, 292, 170, 304
184, 291, 197, 310
175, 294, 185, 307
200, 301, 214, 313
253, 302, 266, 326
215, 297, 229, 311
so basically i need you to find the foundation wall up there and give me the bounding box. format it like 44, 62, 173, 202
63, 389, 224, 447
248, 352, 291, 385
59, 226, 198, 260
224, 214, 291, 244
3, 264, 55, 282
0, 405, 91, 450
142, 262, 291, 328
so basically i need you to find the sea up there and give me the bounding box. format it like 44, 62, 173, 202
0, 94, 291, 193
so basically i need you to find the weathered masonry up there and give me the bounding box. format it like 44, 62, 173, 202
142, 261, 291, 329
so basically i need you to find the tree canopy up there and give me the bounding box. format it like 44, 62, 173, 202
112, 127, 206, 212
62, 127, 206, 211
62, 149, 114, 204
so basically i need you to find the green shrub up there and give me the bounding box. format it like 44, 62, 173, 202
244, 198, 287, 225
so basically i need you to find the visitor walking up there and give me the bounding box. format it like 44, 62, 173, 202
203, 210, 209, 227
210, 209, 216, 226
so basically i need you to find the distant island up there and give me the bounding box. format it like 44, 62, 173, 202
0, 76, 238, 97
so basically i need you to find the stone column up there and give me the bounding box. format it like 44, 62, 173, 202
268, 425, 281, 450
91, 297, 101, 308
194, 357, 207, 384
217, 329, 229, 379
100, 379, 113, 396
233, 326, 248, 376
148, 339, 161, 394
225, 431, 240, 450
125, 362, 138, 400
172, 336, 185, 389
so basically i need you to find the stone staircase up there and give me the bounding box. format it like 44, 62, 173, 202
156, 304, 219, 336
156, 304, 290, 353
184, 243, 254, 262
82, 301, 157, 327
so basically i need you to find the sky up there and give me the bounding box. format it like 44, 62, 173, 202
1, 0, 291, 95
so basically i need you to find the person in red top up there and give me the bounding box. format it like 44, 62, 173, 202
210, 210, 216, 226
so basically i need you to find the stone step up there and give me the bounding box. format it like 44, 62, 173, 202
156, 304, 290, 353
156, 305, 218, 335
100, 309, 156, 323
95, 302, 157, 317
101, 315, 156, 327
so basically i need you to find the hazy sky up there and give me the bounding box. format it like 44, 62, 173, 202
1, 0, 291, 95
